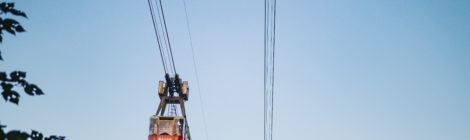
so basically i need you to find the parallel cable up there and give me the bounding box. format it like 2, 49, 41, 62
181, 0, 210, 140
156, 0, 174, 75
154, 0, 171, 74
148, 0, 177, 76
158, 0, 177, 74
147, 0, 168, 74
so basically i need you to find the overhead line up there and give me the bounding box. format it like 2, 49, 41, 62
158, 0, 177, 74
264, 0, 276, 140
147, 0, 167, 74
181, 0, 210, 140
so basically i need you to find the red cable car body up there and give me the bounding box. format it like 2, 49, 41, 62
149, 116, 185, 140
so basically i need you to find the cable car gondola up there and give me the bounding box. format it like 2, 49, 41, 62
149, 74, 190, 140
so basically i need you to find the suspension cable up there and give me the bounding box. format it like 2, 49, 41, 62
147, 0, 167, 74
155, 1, 172, 75
264, 0, 276, 140
148, 0, 177, 76
181, 0, 210, 140
158, 0, 177, 75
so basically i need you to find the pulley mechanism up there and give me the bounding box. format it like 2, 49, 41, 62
159, 74, 188, 100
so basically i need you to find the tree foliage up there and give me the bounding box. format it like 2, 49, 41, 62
1, 71, 43, 104
0, 2, 40, 105
0, 123, 65, 140
0, 2, 27, 60
0, 2, 65, 140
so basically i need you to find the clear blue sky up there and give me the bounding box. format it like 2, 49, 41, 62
1, 0, 469, 140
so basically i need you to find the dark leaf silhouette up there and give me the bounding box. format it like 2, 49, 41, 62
1, 90, 20, 105
0, 124, 64, 140
45, 135, 66, 140
0, 72, 6, 80
1, 1, 27, 57
0, 3, 8, 12
1, 71, 43, 104
10, 71, 26, 81
9, 9, 27, 18
15, 25, 25, 32
2, 18, 19, 24
6, 130, 29, 140
0, 125, 5, 139
1, 91, 8, 101
25, 84, 43, 95
31, 130, 44, 140
4, 28, 15, 35
0, 2, 27, 42
1, 18, 22, 36
0, 2, 27, 18
24, 84, 35, 96
0, 82, 12, 90
18, 80, 27, 87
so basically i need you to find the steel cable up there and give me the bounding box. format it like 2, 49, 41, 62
158, 0, 177, 75
147, 0, 168, 74
148, 0, 177, 76
264, 0, 276, 140
181, 0, 210, 140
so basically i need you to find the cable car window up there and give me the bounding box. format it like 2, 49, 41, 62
158, 120, 173, 135
149, 118, 158, 135
174, 119, 184, 136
